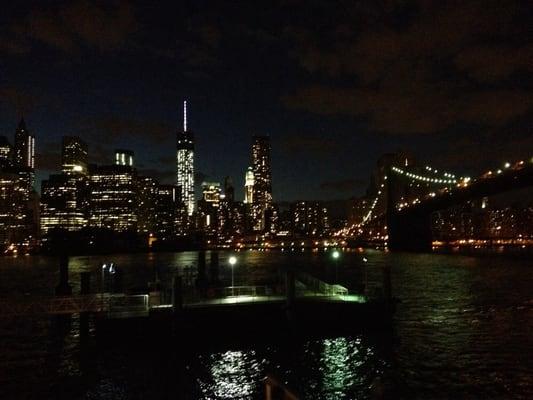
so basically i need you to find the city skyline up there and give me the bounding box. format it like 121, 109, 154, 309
1, 1, 531, 202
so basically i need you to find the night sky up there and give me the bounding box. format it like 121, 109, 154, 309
1, 0, 532, 201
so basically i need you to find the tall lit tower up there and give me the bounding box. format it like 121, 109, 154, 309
244, 167, 254, 204
14, 118, 35, 170
176, 101, 195, 216
251, 135, 272, 231
62, 136, 88, 175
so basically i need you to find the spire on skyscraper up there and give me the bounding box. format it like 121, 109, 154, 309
183, 100, 187, 132
18, 117, 27, 131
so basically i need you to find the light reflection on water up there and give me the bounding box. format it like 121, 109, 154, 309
199, 350, 264, 399
1, 250, 533, 399
320, 337, 358, 398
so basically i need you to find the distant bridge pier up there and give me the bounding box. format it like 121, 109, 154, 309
387, 208, 433, 252
386, 170, 433, 252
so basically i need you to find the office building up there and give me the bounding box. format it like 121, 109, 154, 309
251, 135, 272, 231
0, 171, 32, 247
293, 201, 329, 236
224, 176, 235, 203
62, 136, 88, 175
136, 176, 158, 234
14, 118, 35, 170
176, 101, 195, 216
244, 167, 254, 204
0, 136, 12, 169
40, 174, 89, 234
88, 165, 137, 231
155, 184, 186, 239
115, 149, 134, 167
198, 182, 221, 236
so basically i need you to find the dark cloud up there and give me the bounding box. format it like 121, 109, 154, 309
0, 86, 39, 115
432, 115, 533, 174
281, 133, 339, 156
454, 44, 533, 82
80, 116, 173, 144
320, 179, 366, 194
283, 84, 533, 135
282, 0, 533, 135
1, 1, 137, 54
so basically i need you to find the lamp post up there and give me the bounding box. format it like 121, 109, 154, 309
101, 263, 107, 306
228, 256, 237, 296
332, 250, 340, 284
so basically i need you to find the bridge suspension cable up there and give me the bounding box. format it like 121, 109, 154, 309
391, 166, 458, 184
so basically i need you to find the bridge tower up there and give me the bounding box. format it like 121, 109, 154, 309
386, 170, 433, 252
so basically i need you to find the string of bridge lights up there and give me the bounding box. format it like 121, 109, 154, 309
359, 177, 387, 227
339, 157, 532, 238
391, 166, 457, 184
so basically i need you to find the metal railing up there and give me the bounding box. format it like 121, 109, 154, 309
295, 272, 349, 297
181, 285, 286, 307
0, 294, 149, 318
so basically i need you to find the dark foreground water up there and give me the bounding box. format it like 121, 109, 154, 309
0, 250, 532, 399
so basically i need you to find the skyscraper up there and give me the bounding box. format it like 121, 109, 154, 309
251, 135, 272, 231
0, 171, 29, 247
14, 118, 35, 169
62, 136, 88, 175
40, 174, 89, 234
89, 165, 137, 231
224, 176, 235, 203
244, 167, 254, 204
0, 136, 12, 169
176, 101, 195, 216
115, 149, 134, 167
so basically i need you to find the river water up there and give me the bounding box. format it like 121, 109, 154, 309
0, 250, 532, 399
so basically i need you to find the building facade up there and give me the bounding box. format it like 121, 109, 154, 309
40, 174, 89, 234
14, 118, 35, 170
88, 165, 137, 231
176, 101, 195, 216
62, 136, 88, 175
251, 135, 272, 231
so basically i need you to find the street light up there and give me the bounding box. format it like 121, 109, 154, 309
101, 263, 107, 305
332, 250, 340, 283
228, 256, 237, 296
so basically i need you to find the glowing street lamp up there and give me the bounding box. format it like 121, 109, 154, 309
332, 250, 340, 283
228, 256, 237, 296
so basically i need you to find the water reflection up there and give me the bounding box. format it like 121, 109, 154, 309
1, 251, 533, 398
199, 350, 264, 399
321, 337, 354, 398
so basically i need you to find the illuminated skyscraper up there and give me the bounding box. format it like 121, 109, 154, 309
0, 136, 12, 169
40, 174, 89, 234
224, 176, 235, 203
244, 167, 254, 204
62, 136, 88, 175
14, 118, 35, 170
0, 171, 29, 247
89, 165, 137, 231
251, 135, 272, 231
198, 182, 221, 236
155, 184, 187, 239
115, 149, 134, 167
176, 101, 195, 216
136, 176, 158, 234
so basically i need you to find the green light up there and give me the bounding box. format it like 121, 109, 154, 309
332, 250, 340, 259
229, 256, 237, 266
